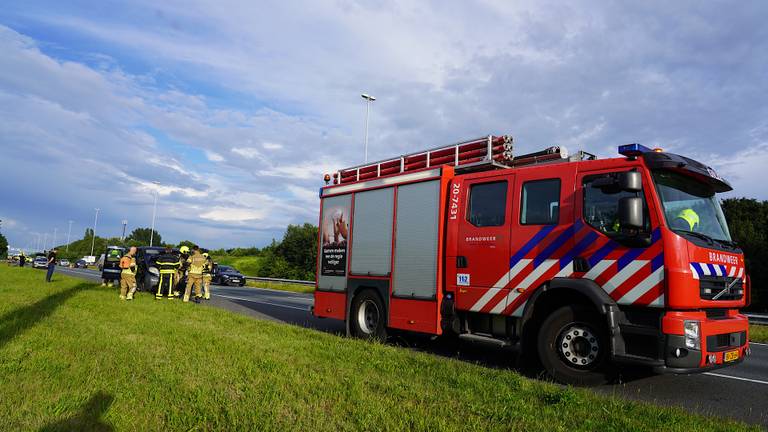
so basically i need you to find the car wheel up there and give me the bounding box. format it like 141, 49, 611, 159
537, 305, 614, 386
349, 289, 387, 341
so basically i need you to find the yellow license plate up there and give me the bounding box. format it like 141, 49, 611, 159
724, 350, 739, 362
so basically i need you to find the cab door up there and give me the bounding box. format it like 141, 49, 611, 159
453, 173, 513, 313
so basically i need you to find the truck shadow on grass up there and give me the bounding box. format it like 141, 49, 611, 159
39, 391, 114, 432
0, 283, 88, 350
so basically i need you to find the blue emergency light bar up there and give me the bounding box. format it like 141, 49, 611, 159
618, 143, 653, 157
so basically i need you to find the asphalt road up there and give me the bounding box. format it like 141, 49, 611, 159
52, 266, 768, 427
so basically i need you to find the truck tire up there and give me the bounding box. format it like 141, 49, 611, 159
350, 290, 387, 341
537, 305, 613, 386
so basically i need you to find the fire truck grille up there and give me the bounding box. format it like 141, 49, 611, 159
706, 331, 746, 352
699, 276, 743, 301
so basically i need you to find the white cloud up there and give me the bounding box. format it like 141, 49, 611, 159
231, 147, 261, 159
200, 207, 265, 222
205, 150, 224, 162
262, 142, 283, 150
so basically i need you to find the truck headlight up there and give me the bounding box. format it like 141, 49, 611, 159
684, 320, 700, 350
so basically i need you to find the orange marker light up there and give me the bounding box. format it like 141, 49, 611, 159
653, 148, 664, 152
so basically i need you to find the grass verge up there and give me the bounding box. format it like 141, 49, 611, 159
0, 266, 756, 431
750, 324, 768, 344
212, 255, 262, 276
246, 279, 315, 294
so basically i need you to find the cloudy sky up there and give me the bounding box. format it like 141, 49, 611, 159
1, 1, 767, 251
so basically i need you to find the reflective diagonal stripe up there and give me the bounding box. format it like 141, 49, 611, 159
469, 288, 502, 312
555, 261, 574, 278
560, 230, 598, 269
728, 266, 736, 277
584, 260, 614, 280
533, 228, 574, 267
517, 259, 558, 290
603, 261, 648, 294
588, 240, 618, 268
712, 264, 722, 276
493, 259, 532, 288
738, 268, 744, 279
700, 264, 711, 276
647, 293, 665, 307
510, 226, 554, 268
490, 259, 558, 315
471, 259, 532, 312
489, 291, 514, 314
617, 266, 665, 304
690, 263, 701, 279
510, 300, 527, 317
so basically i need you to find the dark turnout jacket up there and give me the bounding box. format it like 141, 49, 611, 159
155, 253, 181, 274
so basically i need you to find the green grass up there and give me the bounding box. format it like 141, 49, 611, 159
750, 324, 768, 344
246, 279, 315, 294
212, 255, 263, 277
0, 266, 756, 431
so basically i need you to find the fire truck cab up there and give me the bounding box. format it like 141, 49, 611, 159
313, 136, 750, 385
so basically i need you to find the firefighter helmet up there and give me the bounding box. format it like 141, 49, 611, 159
674, 208, 700, 231
179, 245, 190, 254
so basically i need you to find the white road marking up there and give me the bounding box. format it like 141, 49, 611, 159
703, 372, 768, 386
750, 342, 768, 347
213, 293, 311, 311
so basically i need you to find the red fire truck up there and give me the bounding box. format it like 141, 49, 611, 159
313, 135, 751, 385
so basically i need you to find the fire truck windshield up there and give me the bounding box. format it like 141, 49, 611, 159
652, 170, 732, 242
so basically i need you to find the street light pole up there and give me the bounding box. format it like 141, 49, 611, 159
66, 220, 73, 252
90, 208, 100, 257
150, 181, 160, 247
53, 227, 57, 249
121, 219, 128, 241
361, 93, 376, 162
43, 233, 48, 251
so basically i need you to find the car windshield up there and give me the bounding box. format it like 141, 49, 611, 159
144, 249, 161, 255
652, 170, 732, 241
219, 266, 234, 272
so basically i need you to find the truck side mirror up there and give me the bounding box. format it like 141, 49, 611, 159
619, 171, 642, 192
619, 197, 643, 229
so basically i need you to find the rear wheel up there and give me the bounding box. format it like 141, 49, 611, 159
537, 305, 613, 386
350, 290, 387, 340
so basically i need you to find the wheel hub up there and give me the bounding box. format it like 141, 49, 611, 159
558, 325, 599, 368
357, 299, 380, 334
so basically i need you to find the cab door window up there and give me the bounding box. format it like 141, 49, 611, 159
520, 179, 560, 225
467, 181, 507, 227
583, 172, 649, 235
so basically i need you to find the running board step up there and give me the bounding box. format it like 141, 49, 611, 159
458, 333, 516, 348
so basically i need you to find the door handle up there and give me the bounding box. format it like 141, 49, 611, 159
457, 256, 468, 268
573, 256, 591, 273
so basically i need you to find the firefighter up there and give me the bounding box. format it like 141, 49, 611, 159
202, 252, 213, 300
671, 208, 700, 232
118, 247, 138, 300
183, 245, 206, 303
155, 246, 181, 300
176, 245, 191, 296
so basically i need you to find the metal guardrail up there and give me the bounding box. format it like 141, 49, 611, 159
243, 276, 315, 286
746, 313, 768, 325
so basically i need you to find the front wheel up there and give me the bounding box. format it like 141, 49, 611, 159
537, 305, 614, 386
349, 290, 387, 340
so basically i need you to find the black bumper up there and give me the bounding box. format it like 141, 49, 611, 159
654, 356, 745, 374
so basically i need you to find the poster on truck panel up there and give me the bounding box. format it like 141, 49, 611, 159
321, 201, 350, 276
